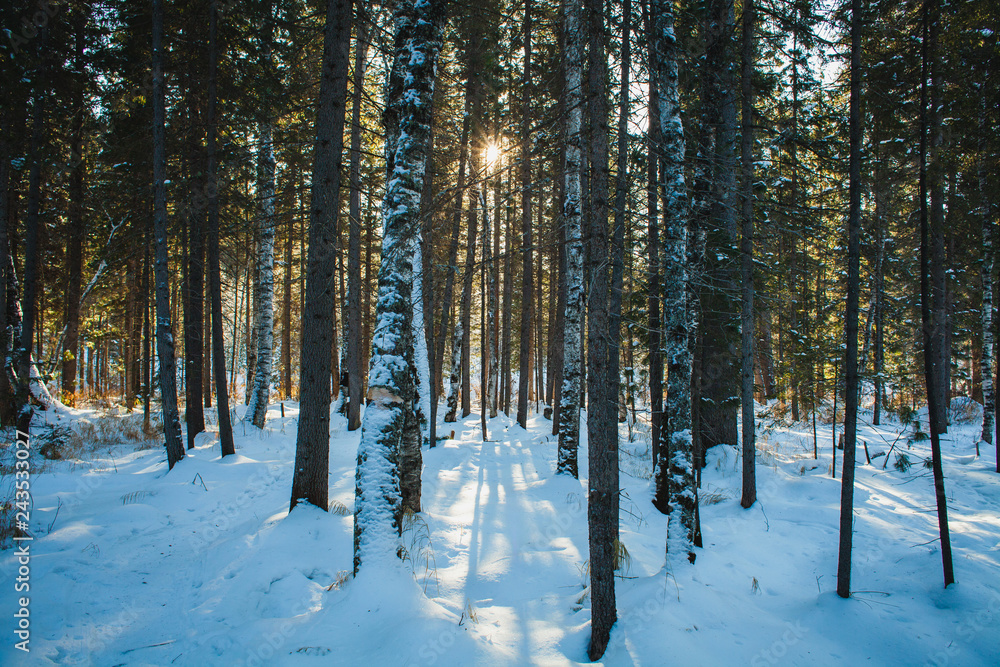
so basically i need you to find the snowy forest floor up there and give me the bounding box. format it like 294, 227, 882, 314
2, 398, 999, 666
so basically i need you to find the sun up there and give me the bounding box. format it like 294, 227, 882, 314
485, 141, 502, 168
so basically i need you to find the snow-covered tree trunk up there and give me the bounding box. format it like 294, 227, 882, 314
556, 0, 585, 479
354, 0, 444, 574
651, 0, 695, 562
152, 0, 185, 468
245, 119, 276, 428
290, 0, 353, 512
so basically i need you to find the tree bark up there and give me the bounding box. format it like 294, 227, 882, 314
516, 0, 535, 429
291, 0, 354, 512
644, 0, 663, 472
918, 0, 954, 587
585, 0, 617, 657
205, 0, 235, 459
346, 4, 371, 431
152, 0, 185, 468
980, 94, 995, 447
63, 18, 86, 407
556, 0, 585, 478
836, 0, 862, 599
282, 189, 294, 399
739, 0, 757, 510
699, 0, 740, 452
651, 0, 696, 562
354, 0, 444, 573
183, 107, 206, 448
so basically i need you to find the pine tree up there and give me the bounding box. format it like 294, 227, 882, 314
290, 0, 354, 512
152, 0, 185, 468
206, 0, 235, 459
739, 0, 757, 510
837, 0, 863, 600
918, 0, 955, 587
346, 3, 372, 433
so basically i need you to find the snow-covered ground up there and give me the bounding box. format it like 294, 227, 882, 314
2, 399, 999, 666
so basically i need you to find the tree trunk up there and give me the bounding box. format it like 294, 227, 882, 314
918, 0, 954, 587
143, 229, 152, 428
585, 0, 617, 657
441, 97, 470, 423
644, 0, 663, 472
556, 0, 585, 478
651, 0, 696, 562
183, 125, 206, 447
699, 0, 740, 452
452, 70, 482, 422
354, 0, 444, 573
0, 132, 14, 425
484, 186, 499, 419
739, 0, 757, 510
980, 90, 995, 447
928, 0, 948, 435
152, 0, 185, 468
836, 0, 862, 599
63, 21, 86, 407
346, 4, 370, 431
245, 119, 277, 428
282, 191, 293, 399
291, 0, 353, 512
516, 0, 534, 429
500, 172, 514, 417
206, 0, 235, 458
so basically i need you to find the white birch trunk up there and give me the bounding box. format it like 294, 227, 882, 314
556, 0, 585, 478
246, 120, 277, 428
